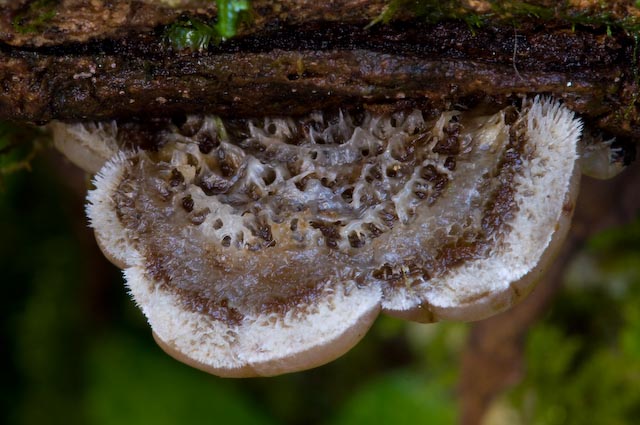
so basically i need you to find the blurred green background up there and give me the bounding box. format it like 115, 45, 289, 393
1, 126, 639, 425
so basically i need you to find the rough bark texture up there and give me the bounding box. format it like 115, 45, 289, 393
3, 1, 640, 48
1, 18, 639, 142
1, 1, 640, 141
0, 0, 388, 47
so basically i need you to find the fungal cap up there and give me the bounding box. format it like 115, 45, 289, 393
51, 121, 120, 174
382, 97, 581, 322
86, 97, 581, 376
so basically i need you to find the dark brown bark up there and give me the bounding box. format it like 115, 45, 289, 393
1, 20, 638, 142
3, 1, 639, 48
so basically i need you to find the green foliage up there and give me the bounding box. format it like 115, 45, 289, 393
369, 0, 482, 29
216, 0, 251, 39
587, 213, 640, 255
86, 334, 276, 425
506, 216, 640, 425
165, 18, 219, 51
0, 122, 47, 188
328, 371, 457, 425
0, 159, 88, 425
165, 0, 250, 50
325, 320, 462, 425
12, 0, 57, 34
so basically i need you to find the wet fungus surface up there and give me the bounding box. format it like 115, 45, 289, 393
84, 97, 581, 376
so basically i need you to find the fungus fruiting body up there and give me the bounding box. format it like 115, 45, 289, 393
579, 134, 630, 180
50, 121, 120, 175
83, 97, 581, 377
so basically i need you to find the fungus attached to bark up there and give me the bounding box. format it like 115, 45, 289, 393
50, 121, 120, 174
578, 132, 632, 180
85, 97, 581, 377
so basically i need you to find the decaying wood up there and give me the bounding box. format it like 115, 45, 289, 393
1, 19, 639, 142
3, 1, 640, 48
1, 1, 639, 141
0, 0, 387, 47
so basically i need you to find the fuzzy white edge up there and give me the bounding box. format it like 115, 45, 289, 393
86, 152, 142, 269
128, 264, 381, 376
87, 153, 381, 375
382, 97, 581, 315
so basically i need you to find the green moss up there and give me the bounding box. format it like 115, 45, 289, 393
165, 0, 250, 51
165, 18, 218, 51
373, 0, 640, 36
215, 0, 251, 39
12, 0, 57, 35
369, 0, 470, 27
492, 1, 555, 20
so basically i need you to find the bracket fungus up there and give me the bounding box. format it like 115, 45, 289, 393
79, 97, 582, 377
